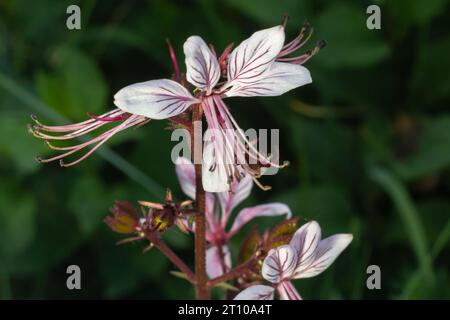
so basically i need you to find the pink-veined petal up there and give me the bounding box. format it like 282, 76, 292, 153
294, 234, 353, 279
184, 36, 220, 94
290, 221, 321, 271
201, 117, 234, 193
206, 245, 231, 279
218, 174, 253, 226
202, 142, 229, 192
224, 62, 312, 98
175, 157, 215, 229
234, 285, 275, 300
114, 79, 199, 120
175, 157, 196, 199
228, 203, 291, 237
277, 281, 302, 300
262, 245, 297, 284
226, 25, 285, 89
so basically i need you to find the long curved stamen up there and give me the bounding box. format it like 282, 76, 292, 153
36, 115, 147, 166
31, 109, 122, 132
215, 96, 288, 170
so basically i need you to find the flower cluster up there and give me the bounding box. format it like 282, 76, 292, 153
30, 20, 323, 193
234, 221, 353, 300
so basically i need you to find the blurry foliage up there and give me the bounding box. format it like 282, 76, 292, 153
0, 0, 449, 299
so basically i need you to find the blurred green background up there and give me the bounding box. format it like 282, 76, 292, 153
1, 0, 449, 299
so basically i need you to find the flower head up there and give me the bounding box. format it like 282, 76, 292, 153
115, 21, 321, 192
234, 221, 353, 300
31, 20, 322, 191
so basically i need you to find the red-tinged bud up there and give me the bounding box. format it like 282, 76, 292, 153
104, 201, 141, 234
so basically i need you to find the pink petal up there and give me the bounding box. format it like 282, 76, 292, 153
206, 245, 232, 279
183, 36, 220, 94
175, 156, 215, 230
224, 62, 312, 98
261, 245, 297, 284
294, 233, 353, 279
218, 174, 253, 226
201, 100, 235, 193
228, 203, 291, 237
175, 157, 196, 199
277, 281, 302, 300
234, 285, 275, 300
289, 221, 321, 271
226, 25, 285, 90
114, 79, 199, 120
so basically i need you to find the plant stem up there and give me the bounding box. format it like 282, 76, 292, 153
192, 104, 209, 299
194, 162, 209, 299
144, 231, 195, 283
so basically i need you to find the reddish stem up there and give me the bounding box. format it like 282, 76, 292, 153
144, 230, 195, 283
192, 104, 209, 299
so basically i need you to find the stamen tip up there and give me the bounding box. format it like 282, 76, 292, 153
317, 40, 327, 49
302, 20, 310, 29
35, 156, 43, 163
59, 159, 65, 167
30, 114, 40, 124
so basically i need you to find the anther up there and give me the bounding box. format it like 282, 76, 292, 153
30, 114, 42, 125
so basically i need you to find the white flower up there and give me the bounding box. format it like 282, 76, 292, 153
234, 221, 353, 300
114, 24, 314, 192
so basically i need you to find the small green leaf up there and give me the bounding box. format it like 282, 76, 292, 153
214, 282, 239, 292
238, 227, 261, 264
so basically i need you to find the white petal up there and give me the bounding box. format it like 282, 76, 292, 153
226, 25, 285, 88
202, 128, 231, 193
294, 234, 353, 279
184, 36, 221, 94
234, 285, 275, 300
206, 245, 232, 279
114, 79, 199, 120
224, 62, 312, 97
175, 157, 196, 199
290, 221, 321, 271
218, 174, 253, 220
228, 203, 291, 237
277, 281, 302, 300
261, 245, 297, 284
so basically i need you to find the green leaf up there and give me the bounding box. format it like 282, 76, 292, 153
224, 0, 311, 26
410, 38, 450, 104
315, 3, 389, 69
393, 116, 450, 180
35, 49, 107, 120
369, 166, 434, 283
0, 183, 36, 262
388, 0, 448, 26
213, 282, 239, 291
69, 175, 111, 235
0, 113, 47, 175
